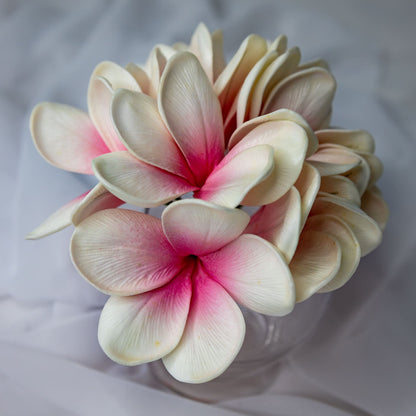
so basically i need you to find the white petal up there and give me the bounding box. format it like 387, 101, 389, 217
361, 187, 389, 231
294, 162, 321, 228
229, 120, 308, 206
263, 67, 336, 131
214, 34, 268, 118
98, 271, 192, 365
88, 61, 141, 151
268, 34, 287, 54
342, 153, 371, 196
197, 145, 274, 208
162, 199, 249, 257
290, 229, 341, 302
159, 52, 224, 185
71, 182, 123, 226
70, 209, 184, 295
111, 89, 192, 180
311, 195, 383, 256
163, 266, 245, 383
250, 47, 301, 120
317, 129, 375, 153
202, 234, 295, 316
30, 102, 109, 174
244, 187, 302, 262
92, 152, 196, 208
25, 192, 87, 240
319, 175, 361, 206
305, 214, 361, 292
357, 151, 383, 189
229, 108, 318, 158
307, 144, 360, 176
190, 23, 215, 82
211, 29, 226, 81
125, 63, 151, 95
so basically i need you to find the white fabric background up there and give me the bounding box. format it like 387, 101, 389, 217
1, 0, 415, 414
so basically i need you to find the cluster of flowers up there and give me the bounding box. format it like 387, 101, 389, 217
27, 24, 388, 384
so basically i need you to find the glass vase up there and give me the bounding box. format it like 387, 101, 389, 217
150, 292, 330, 403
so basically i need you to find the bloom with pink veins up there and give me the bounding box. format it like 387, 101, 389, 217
93, 51, 313, 209
70, 199, 295, 383
26, 61, 145, 239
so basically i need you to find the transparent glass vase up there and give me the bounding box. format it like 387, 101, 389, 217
150, 292, 330, 403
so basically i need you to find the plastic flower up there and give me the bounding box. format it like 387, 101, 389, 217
26, 61, 143, 239
93, 51, 315, 209
70, 200, 295, 383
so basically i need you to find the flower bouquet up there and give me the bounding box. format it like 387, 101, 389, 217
27, 23, 388, 397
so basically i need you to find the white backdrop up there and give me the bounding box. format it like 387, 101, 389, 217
1, 0, 416, 414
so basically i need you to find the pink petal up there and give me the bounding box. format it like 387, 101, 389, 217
290, 229, 341, 302
111, 89, 193, 181
262, 67, 336, 131
201, 234, 295, 316
25, 191, 88, 240
244, 187, 301, 262
214, 34, 268, 119
70, 209, 184, 295
92, 152, 197, 208
230, 120, 308, 206
71, 182, 124, 226
196, 145, 274, 208
159, 52, 224, 185
88, 61, 141, 152
30, 103, 109, 175
162, 199, 249, 257
163, 264, 245, 383
98, 269, 192, 365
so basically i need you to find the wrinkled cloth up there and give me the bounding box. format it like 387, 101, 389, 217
1, 0, 415, 415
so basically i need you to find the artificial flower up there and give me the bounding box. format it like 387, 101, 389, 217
70, 199, 295, 383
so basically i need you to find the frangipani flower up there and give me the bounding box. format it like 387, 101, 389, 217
70, 199, 295, 383
93, 51, 314, 209
26, 61, 143, 239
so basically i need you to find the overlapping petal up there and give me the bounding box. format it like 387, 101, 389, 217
98, 270, 192, 365
162, 199, 250, 257
202, 234, 295, 316
30, 103, 109, 174
70, 209, 184, 295
163, 265, 245, 383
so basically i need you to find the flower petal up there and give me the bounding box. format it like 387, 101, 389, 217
262, 67, 336, 130
294, 162, 321, 228
211, 29, 226, 81
319, 175, 361, 206
214, 34, 268, 118
250, 47, 301, 120
163, 265, 245, 383
307, 144, 360, 176
159, 52, 224, 185
361, 187, 389, 231
98, 270, 192, 366
190, 23, 215, 82
357, 151, 383, 189
92, 152, 196, 208
244, 187, 301, 262
111, 89, 192, 180
228, 108, 318, 158
71, 182, 124, 226
342, 154, 371, 196
30, 103, 109, 174
25, 191, 88, 240
162, 199, 249, 257
88, 61, 141, 152
230, 120, 308, 206
316, 129, 375, 153
70, 209, 184, 295
196, 144, 274, 208
202, 234, 295, 316
311, 195, 383, 256
305, 215, 360, 292
290, 229, 341, 302
268, 34, 287, 54
125, 63, 151, 95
